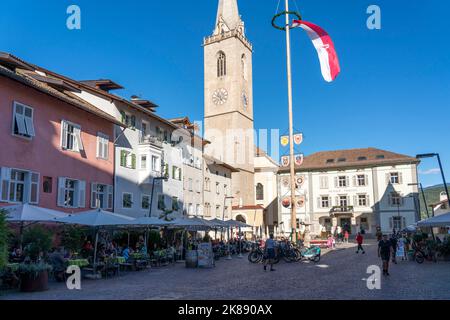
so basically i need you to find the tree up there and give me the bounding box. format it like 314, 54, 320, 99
0, 209, 10, 269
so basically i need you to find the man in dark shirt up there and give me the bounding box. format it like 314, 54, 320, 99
390, 233, 398, 264
378, 234, 393, 276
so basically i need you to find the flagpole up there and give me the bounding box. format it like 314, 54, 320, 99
284, 0, 297, 243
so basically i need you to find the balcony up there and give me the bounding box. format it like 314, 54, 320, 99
330, 206, 354, 216
139, 135, 163, 148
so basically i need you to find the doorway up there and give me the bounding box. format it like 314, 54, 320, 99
340, 218, 351, 234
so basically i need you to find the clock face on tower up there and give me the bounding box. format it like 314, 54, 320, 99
212, 88, 228, 105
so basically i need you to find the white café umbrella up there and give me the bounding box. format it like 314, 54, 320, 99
3, 203, 67, 222
170, 216, 215, 230
2, 203, 68, 249
55, 209, 135, 273
417, 212, 450, 228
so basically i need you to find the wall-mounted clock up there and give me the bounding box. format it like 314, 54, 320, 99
212, 88, 228, 105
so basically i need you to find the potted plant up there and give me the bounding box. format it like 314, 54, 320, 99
19, 226, 52, 292
18, 262, 52, 292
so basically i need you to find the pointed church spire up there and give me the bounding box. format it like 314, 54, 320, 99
214, 0, 243, 35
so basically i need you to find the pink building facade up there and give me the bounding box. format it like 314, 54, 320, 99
0, 59, 120, 213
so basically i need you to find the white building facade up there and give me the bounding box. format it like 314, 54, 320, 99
278, 148, 421, 236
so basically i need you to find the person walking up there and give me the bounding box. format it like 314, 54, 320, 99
378, 234, 393, 276
355, 232, 365, 254
263, 233, 277, 272
344, 230, 349, 244
390, 233, 398, 264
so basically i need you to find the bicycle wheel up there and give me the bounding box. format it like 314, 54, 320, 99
248, 251, 260, 263
415, 252, 424, 264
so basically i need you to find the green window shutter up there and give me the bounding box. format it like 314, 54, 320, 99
120, 111, 126, 124
120, 150, 127, 167
131, 115, 136, 128
172, 166, 176, 179
131, 154, 136, 169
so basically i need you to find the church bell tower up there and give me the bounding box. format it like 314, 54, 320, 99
203, 0, 255, 207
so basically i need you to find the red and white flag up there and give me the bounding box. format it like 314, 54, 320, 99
292, 20, 340, 82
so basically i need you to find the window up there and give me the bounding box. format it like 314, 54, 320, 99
392, 216, 403, 230
96, 133, 109, 160
357, 175, 366, 186
120, 150, 136, 169
141, 195, 150, 210
188, 178, 193, 191
256, 183, 264, 200
320, 196, 330, 208
217, 51, 226, 77
157, 194, 165, 211
338, 176, 347, 187
172, 166, 179, 180
196, 180, 201, 193
390, 192, 402, 206
172, 197, 179, 212
156, 127, 164, 141
216, 182, 220, 195
339, 195, 348, 207
357, 156, 367, 161
390, 172, 400, 184
337, 158, 346, 162
0, 168, 39, 204
376, 155, 385, 159
91, 183, 113, 209
204, 203, 211, 217
241, 54, 247, 80
61, 121, 83, 152
188, 203, 194, 216
326, 159, 334, 164
140, 121, 150, 143
205, 178, 211, 191
122, 193, 133, 209
216, 205, 221, 218
140, 155, 147, 170
43, 176, 52, 193
224, 184, 228, 197
12, 102, 35, 138
57, 177, 85, 208
151, 156, 160, 172
358, 194, 368, 207
120, 111, 136, 128
319, 176, 328, 189
196, 204, 201, 216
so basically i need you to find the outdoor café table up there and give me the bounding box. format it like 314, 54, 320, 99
6, 263, 19, 272
67, 259, 89, 268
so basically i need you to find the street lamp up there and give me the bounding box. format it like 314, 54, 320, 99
416, 153, 450, 208
222, 196, 234, 260
408, 183, 430, 218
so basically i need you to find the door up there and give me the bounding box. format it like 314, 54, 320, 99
340, 218, 351, 234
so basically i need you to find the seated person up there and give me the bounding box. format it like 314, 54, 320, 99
122, 245, 131, 261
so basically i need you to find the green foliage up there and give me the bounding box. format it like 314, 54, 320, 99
203, 234, 211, 242
147, 230, 161, 248
0, 209, 9, 269
22, 226, 52, 261
60, 225, 89, 253
18, 262, 52, 278
420, 184, 450, 219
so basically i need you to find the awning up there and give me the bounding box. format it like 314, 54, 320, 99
417, 212, 450, 228
2, 203, 67, 222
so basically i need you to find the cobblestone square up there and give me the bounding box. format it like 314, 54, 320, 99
2, 240, 449, 300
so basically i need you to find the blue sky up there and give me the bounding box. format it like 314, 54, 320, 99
1, 0, 449, 187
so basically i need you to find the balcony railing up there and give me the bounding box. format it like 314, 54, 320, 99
139, 135, 163, 148
330, 206, 354, 214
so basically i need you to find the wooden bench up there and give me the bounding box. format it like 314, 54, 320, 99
310, 240, 329, 248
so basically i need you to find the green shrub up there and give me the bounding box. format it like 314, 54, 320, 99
22, 226, 52, 262
60, 225, 89, 254
0, 209, 9, 269
18, 262, 52, 279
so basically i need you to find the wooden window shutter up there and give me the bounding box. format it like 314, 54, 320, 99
317, 197, 321, 208
131, 115, 136, 128
334, 177, 338, 188
386, 173, 390, 184
399, 172, 403, 184
389, 217, 393, 229
353, 195, 357, 206
107, 185, 113, 210
91, 183, 98, 208
352, 176, 357, 187
0, 167, 11, 202
120, 111, 126, 124
367, 194, 370, 206
120, 150, 127, 167
78, 180, 86, 208
131, 154, 136, 169
61, 121, 68, 149
57, 177, 66, 207
346, 176, 349, 187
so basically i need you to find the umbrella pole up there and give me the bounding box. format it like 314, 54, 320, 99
127, 230, 130, 247
238, 226, 243, 258
93, 229, 99, 277
226, 227, 232, 260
